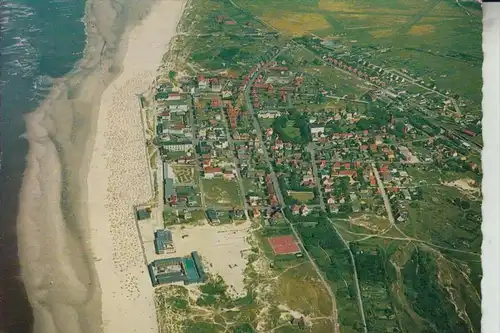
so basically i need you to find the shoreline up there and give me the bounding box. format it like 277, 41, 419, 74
16, 0, 185, 331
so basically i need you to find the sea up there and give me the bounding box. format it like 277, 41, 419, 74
0, 0, 87, 331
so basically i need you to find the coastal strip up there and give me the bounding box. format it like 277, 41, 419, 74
16, 0, 186, 332
87, 0, 186, 332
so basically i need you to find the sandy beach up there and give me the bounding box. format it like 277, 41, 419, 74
17, 0, 186, 332
88, 0, 185, 332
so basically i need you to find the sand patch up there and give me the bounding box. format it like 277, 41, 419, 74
443, 178, 480, 195
408, 24, 435, 36
349, 214, 391, 232
163, 222, 252, 297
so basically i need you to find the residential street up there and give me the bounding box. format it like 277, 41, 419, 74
244, 50, 341, 333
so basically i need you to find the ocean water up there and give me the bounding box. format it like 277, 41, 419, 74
0, 0, 87, 331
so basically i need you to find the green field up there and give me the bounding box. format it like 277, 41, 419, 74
402, 166, 482, 254
296, 220, 363, 333
282, 120, 301, 138
203, 178, 243, 207
238, 0, 481, 108
288, 190, 314, 203
303, 64, 370, 98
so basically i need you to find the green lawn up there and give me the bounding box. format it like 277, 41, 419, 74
203, 178, 243, 207
282, 120, 301, 138
239, 0, 481, 108
288, 190, 314, 203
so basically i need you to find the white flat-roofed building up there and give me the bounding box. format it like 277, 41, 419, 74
163, 142, 192, 152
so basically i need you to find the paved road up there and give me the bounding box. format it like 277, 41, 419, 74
219, 106, 251, 221
308, 143, 326, 211
244, 60, 286, 206
326, 218, 368, 333
371, 163, 408, 237
311, 157, 433, 166
188, 96, 206, 208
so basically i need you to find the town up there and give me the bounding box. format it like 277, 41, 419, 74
133, 1, 483, 333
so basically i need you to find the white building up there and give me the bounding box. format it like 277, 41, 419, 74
310, 126, 325, 135
169, 104, 189, 113
163, 142, 192, 152
258, 110, 281, 119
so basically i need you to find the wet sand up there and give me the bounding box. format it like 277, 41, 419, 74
16, 0, 185, 332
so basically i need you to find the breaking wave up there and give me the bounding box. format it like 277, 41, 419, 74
0, 2, 39, 96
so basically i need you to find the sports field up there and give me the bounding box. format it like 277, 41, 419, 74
268, 235, 301, 255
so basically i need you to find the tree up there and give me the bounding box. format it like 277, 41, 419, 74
168, 70, 176, 81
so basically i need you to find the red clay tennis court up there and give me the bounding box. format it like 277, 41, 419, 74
268, 235, 301, 255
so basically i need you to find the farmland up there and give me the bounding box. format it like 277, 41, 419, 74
238, 0, 482, 106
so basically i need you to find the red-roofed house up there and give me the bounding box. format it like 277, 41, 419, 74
166, 92, 181, 101
223, 171, 235, 180
212, 99, 220, 108
204, 167, 222, 179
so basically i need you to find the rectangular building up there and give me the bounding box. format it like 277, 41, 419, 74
163, 142, 192, 152
154, 229, 175, 254
148, 252, 207, 286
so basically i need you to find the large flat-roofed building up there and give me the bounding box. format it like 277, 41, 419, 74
163, 142, 192, 152
148, 252, 207, 286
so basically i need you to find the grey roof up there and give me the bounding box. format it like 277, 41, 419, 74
164, 178, 176, 198
156, 229, 173, 243
206, 209, 218, 220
